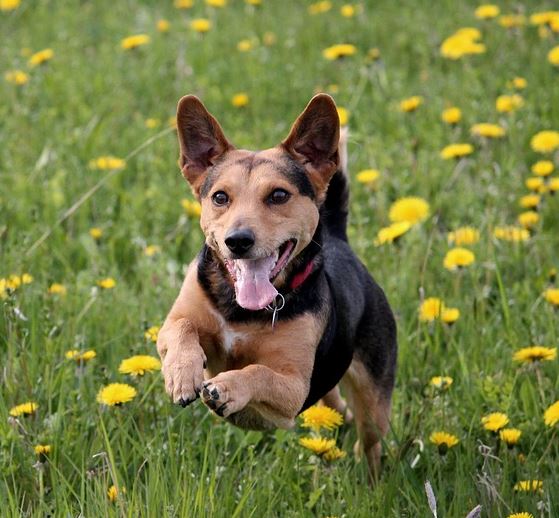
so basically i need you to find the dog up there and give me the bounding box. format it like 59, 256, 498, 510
157, 93, 397, 479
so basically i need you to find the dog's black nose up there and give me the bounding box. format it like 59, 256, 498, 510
225, 229, 255, 255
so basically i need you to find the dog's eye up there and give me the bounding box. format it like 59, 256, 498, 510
212, 191, 229, 206
268, 189, 290, 205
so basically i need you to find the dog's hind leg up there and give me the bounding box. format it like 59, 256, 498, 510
342, 358, 392, 483
321, 385, 353, 423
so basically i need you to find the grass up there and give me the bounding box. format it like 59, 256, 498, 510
1, 0, 559, 516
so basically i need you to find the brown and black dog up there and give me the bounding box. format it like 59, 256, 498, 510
157, 93, 397, 479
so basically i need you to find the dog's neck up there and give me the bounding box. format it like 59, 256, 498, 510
197, 224, 325, 323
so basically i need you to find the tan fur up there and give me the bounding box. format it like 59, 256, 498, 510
199, 148, 320, 281
158, 258, 327, 429
341, 359, 391, 482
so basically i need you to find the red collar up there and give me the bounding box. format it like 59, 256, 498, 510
289, 259, 315, 290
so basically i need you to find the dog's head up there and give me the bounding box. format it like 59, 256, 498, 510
176, 94, 340, 311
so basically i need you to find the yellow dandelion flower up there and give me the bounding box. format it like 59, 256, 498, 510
21, 273, 33, 284
440, 28, 485, 60
441, 107, 462, 124
544, 400, 559, 427
530, 11, 559, 25
28, 48, 54, 67
517, 211, 539, 229
496, 94, 524, 113
157, 19, 170, 32
34, 444, 52, 455
308, 1, 332, 15
190, 18, 212, 33
298, 436, 336, 455
512, 345, 557, 362
245, 0, 262, 5
513, 480, 543, 493
525, 177, 544, 191
356, 169, 380, 185
300, 405, 343, 431
97, 383, 137, 406
530, 130, 559, 153
145, 118, 160, 129
498, 15, 526, 28
231, 93, 249, 107
181, 198, 202, 217
144, 245, 160, 257
419, 297, 444, 322
323, 446, 347, 461
519, 194, 540, 209
174, 0, 193, 7
430, 376, 453, 389
374, 222, 411, 246
441, 307, 460, 324
97, 278, 116, 289
470, 123, 506, 138
443, 247, 475, 270
493, 226, 529, 242
107, 484, 126, 502
144, 326, 160, 342
507, 514, 533, 518
65, 349, 96, 362
544, 288, 559, 306
511, 77, 527, 89
48, 283, 67, 295
475, 5, 500, 19
447, 227, 480, 246
440, 143, 474, 159
118, 355, 161, 377
9, 402, 38, 417
531, 160, 554, 176
206, 0, 227, 6
367, 47, 381, 61
89, 156, 126, 170
499, 428, 522, 447
121, 34, 150, 50
429, 431, 459, 454
481, 412, 509, 432
549, 178, 559, 193
546, 46, 559, 66
336, 107, 349, 126
322, 44, 357, 60
399, 96, 422, 113
237, 39, 256, 52
340, 4, 355, 17
89, 227, 103, 239
4, 70, 29, 85
388, 197, 430, 225
6, 275, 21, 290
0, 0, 21, 11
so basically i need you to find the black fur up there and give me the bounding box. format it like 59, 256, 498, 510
198, 167, 397, 414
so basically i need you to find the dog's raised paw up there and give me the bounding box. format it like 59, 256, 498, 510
200, 373, 250, 418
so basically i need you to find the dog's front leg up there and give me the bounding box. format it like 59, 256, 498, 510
157, 316, 207, 407
201, 365, 309, 428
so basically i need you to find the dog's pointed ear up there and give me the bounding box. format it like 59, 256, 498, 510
281, 94, 340, 201
176, 95, 233, 196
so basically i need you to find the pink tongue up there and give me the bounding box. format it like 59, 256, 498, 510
234, 256, 278, 310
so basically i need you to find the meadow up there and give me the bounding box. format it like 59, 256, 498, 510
1, 0, 559, 516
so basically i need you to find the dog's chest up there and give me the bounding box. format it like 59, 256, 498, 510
207, 306, 251, 357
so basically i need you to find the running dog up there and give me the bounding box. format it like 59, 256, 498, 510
157, 93, 397, 479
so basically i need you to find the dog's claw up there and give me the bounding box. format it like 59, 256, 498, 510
215, 403, 227, 417
178, 396, 194, 407
210, 388, 219, 400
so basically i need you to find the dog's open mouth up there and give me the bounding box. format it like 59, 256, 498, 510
224, 240, 296, 311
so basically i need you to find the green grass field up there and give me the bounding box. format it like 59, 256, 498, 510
2, 0, 559, 516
